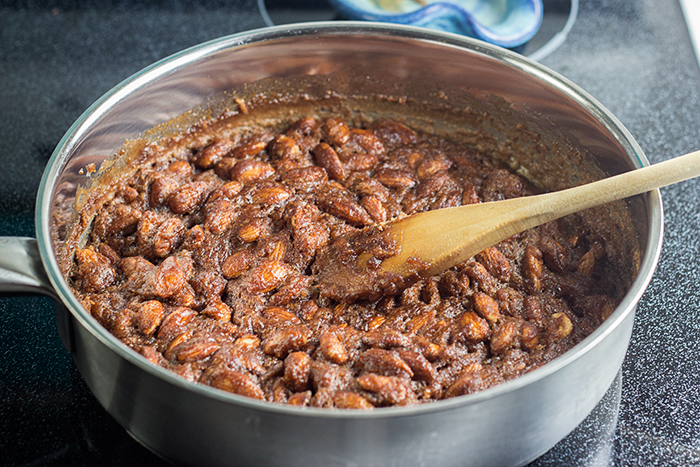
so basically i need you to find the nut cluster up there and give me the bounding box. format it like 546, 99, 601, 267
70, 115, 616, 408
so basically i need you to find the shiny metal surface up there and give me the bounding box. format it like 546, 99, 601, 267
55, 302, 633, 467
0, 237, 56, 297
0, 22, 662, 467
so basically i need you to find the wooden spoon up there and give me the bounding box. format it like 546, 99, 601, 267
315, 150, 700, 300
383, 149, 700, 277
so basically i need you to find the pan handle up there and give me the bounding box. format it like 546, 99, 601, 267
0, 237, 58, 299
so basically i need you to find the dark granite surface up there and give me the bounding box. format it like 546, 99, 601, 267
1, 0, 700, 465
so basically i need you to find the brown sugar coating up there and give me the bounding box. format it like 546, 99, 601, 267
68, 115, 622, 408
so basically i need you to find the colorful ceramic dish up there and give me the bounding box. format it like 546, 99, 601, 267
326, 0, 543, 48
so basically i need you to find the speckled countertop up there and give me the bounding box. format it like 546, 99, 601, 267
1, 0, 700, 465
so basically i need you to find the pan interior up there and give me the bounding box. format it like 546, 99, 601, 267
37, 25, 654, 415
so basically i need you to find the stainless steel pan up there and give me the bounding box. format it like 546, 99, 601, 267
0, 23, 663, 467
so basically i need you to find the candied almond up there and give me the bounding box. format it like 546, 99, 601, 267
496, 288, 524, 317
113, 308, 135, 339
210, 369, 265, 400
120, 255, 154, 281
319, 330, 349, 365
520, 321, 539, 351
150, 176, 179, 207
264, 306, 302, 326
287, 391, 312, 406
152, 256, 189, 298
201, 300, 232, 322
281, 166, 328, 191
267, 135, 302, 159
416, 155, 452, 179
362, 329, 411, 349
204, 199, 237, 234
321, 117, 350, 145
546, 312, 573, 339
263, 325, 313, 358
349, 129, 385, 157
231, 140, 268, 160
540, 235, 568, 274
265, 239, 287, 262
332, 391, 374, 410
473, 292, 501, 324
354, 177, 390, 202
345, 153, 378, 172
476, 246, 512, 283
367, 315, 386, 331
283, 351, 312, 392
465, 262, 498, 295
96, 204, 142, 236
193, 139, 234, 168
182, 225, 205, 250
318, 186, 372, 226
153, 218, 185, 257
455, 311, 490, 343
415, 171, 450, 199
412, 335, 442, 362
168, 181, 209, 214
214, 157, 237, 179
313, 142, 346, 181
360, 195, 387, 223
577, 250, 596, 276
74, 248, 115, 293
444, 370, 486, 398
310, 361, 353, 393
157, 307, 197, 340
251, 183, 292, 206
237, 218, 270, 243
404, 308, 436, 334
269, 276, 313, 306
213, 180, 243, 199
490, 321, 517, 355
397, 350, 436, 383
374, 168, 417, 189
524, 295, 544, 325
233, 334, 261, 350
174, 337, 221, 362
358, 349, 413, 379
356, 374, 414, 406
523, 246, 544, 292
167, 160, 193, 175
248, 260, 290, 293
287, 117, 316, 136
138, 345, 165, 366
230, 159, 275, 183
137, 300, 165, 336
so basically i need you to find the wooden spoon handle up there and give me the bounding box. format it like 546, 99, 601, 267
382, 149, 700, 277
537, 149, 700, 215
